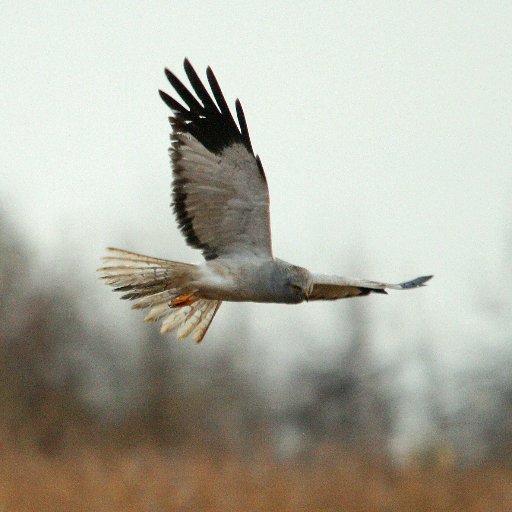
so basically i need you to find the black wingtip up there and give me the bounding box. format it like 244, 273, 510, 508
400, 275, 434, 289
158, 89, 169, 102
235, 99, 254, 154
158, 89, 188, 115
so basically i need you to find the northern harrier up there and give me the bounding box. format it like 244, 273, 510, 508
99, 60, 432, 342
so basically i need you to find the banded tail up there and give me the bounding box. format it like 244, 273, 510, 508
97, 248, 221, 342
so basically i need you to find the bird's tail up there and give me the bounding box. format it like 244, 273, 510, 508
98, 247, 221, 342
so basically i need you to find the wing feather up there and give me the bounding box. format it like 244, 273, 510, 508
235, 99, 254, 155
164, 68, 204, 113
310, 274, 433, 301
206, 67, 238, 127
158, 90, 191, 118
160, 59, 272, 260
184, 59, 220, 115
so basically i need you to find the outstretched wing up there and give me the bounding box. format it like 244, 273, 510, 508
309, 274, 433, 300
159, 59, 272, 261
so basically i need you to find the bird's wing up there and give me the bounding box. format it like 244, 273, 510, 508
309, 274, 433, 300
159, 59, 272, 261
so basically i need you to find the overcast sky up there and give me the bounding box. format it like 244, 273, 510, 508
2, 2, 512, 375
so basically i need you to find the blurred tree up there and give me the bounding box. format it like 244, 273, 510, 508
285, 298, 394, 456
452, 360, 512, 465
0, 210, 269, 454
448, 231, 512, 465
0, 212, 89, 450
0, 209, 32, 340
124, 327, 193, 447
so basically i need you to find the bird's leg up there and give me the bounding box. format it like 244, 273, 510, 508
170, 291, 199, 307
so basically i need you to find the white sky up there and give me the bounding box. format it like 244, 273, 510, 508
1, 2, 512, 377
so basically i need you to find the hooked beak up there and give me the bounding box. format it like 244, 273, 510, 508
304, 289, 310, 302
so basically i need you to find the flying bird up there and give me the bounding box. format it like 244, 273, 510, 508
98, 59, 432, 342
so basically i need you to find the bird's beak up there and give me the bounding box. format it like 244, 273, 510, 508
304, 289, 310, 302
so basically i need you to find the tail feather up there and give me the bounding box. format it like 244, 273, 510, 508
98, 248, 221, 342
143, 302, 171, 322
192, 301, 222, 342
132, 290, 180, 310
177, 303, 205, 340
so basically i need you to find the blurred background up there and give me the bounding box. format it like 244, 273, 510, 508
1, 2, 512, 510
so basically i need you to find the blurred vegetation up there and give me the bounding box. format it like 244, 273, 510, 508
1, 210, 512, 510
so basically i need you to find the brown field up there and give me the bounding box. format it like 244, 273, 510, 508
2, 443, 512, 512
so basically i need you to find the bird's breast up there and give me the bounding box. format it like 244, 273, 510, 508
196, 259, 294, 303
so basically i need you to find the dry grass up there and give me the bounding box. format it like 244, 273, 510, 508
2, 443, 512, 512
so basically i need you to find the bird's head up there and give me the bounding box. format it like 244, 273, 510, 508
286, 265, 314, 303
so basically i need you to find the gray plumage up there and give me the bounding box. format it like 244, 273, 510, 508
98, 60, 432, 342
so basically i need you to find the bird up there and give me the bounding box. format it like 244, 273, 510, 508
98, 59, 432, 343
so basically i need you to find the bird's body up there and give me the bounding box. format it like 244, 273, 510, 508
99, 60, 432, 342
197, 258, 312, 304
